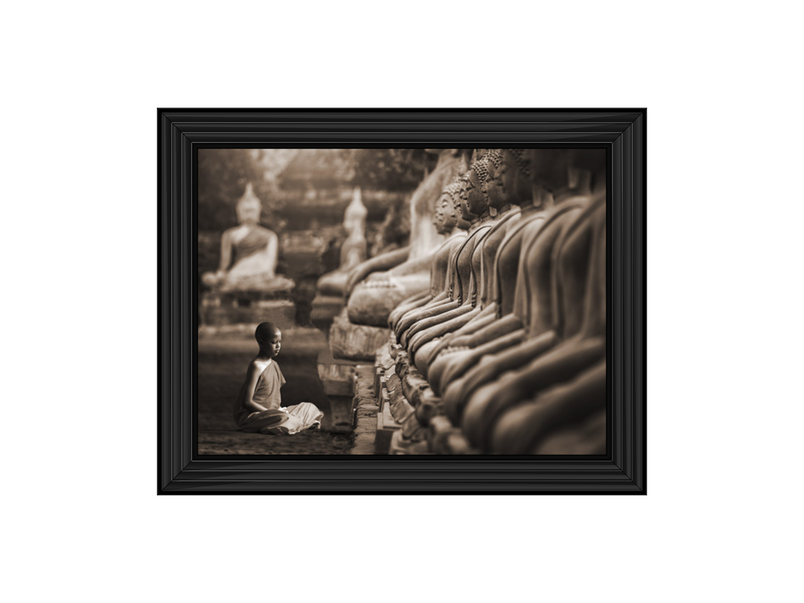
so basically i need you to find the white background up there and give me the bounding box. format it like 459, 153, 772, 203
2, 1, 802, 601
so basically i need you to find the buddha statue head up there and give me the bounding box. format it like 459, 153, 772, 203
437, 179, 469, 234
235, 183, 262, 226
459, 156, 492, 222
480, 149, 534, 214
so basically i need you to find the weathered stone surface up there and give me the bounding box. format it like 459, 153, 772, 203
329, 309, 389, 361
389, 395, 415, 424
350, 365, 380, 455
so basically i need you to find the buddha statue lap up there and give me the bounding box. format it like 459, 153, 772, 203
345, 149, 466, 327
202, 183, 293, 292
316, 188, 368, 296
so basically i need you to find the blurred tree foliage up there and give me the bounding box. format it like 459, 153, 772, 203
198, 149, 291, 231
347, 149, 436, 191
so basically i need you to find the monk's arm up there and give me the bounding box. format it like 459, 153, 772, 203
242, 362, 268, 413
344, 246, 410, 295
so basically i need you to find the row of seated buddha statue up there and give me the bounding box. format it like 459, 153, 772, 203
366, 148, 607, 454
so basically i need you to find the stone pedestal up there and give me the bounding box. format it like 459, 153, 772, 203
329, 308, 390, 361
317, 351, 358, 433
311, 294, 344, 331
201, 288, 295, 330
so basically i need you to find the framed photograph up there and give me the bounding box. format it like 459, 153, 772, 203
158, 109, 646, 494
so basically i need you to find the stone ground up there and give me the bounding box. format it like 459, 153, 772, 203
197, 329, 354, 455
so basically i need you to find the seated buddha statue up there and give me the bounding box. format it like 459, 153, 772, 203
345, 149, 466, 327
459, 158, 607, 451
394, 153, 496, 349
316, 188, 368, 296
202, 183, 293, 292
410, 149, 540, 376
440, 150, 602, 420
387, 178, 470, 329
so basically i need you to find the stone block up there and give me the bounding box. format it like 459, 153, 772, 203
374, 388, 402, 455
329, 309, 390, 361
311, 294, 344, 330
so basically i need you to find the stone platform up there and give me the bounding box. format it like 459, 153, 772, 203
201, 288, 295, 330
317, 349, 359, 433
329, 308, 389, 361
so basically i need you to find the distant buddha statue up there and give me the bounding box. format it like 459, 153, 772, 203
202, 183, 293, 292
344, 149, 466, 327
316, 188, 368, 296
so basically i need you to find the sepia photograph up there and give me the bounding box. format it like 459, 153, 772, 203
197, 147, 607, 456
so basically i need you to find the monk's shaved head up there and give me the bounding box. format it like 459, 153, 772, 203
255, 322, 280, 343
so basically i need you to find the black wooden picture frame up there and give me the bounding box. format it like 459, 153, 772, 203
158, 109, 646, 494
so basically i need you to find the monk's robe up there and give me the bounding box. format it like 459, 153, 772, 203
233, 361, 323, 435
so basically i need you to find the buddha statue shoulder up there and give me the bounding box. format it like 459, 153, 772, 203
202, 183, 292, 292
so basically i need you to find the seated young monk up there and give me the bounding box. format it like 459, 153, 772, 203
459, 178, 607, 451
394, 155, 495, 346
437, 150, 599, 408
232, 322, 324, 435
387, 178, 470, 331
410, 149, 545, 377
